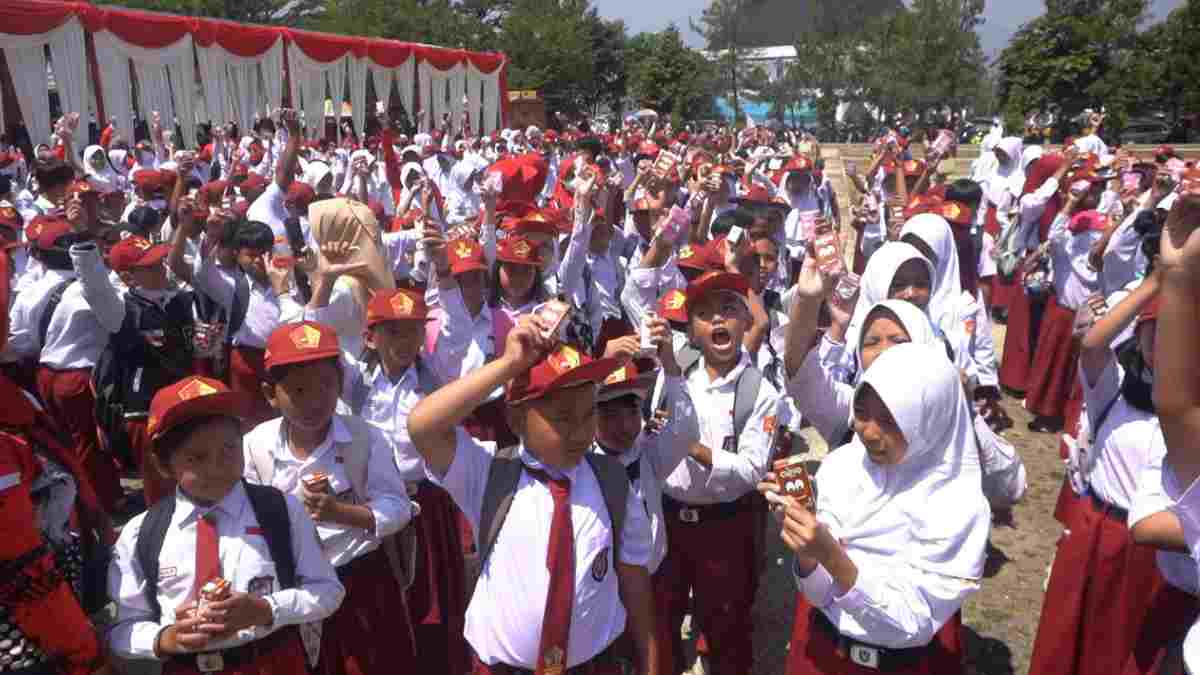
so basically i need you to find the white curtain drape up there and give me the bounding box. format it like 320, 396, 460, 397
446, 63, 465, 134
228, 61, 259, 135
200, 39, 283, 133
395, 56, 414, 126
477, 65, 500, 134
259, 42, 284, 118
416, 60, 432, 132
288, 43, 346, 139
93, 31, 196, 148
91, 32, 134, 143
348, 55, 367, 140
0, 17, 88, 149
4, 46, 52, 149
367, 65, 393, 121
429, 67, 449, 131
465, 63, 482, 137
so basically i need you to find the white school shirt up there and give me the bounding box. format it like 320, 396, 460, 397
191, 254, 302, 350
7, 268, 107, 370
243, 416, 413, 568
618, 262, 686, 330
1016, 176, 1059, 252
594, 373, 698, 572
107, 482, 345, 660
434, 286, 503, 398
430, 430, 653, 669
343, 360, 428, 483
1167, 472, 1200, 674
1130, 451, 1198, 596
1047, 213, 1101, 311
1082, 358, 1161, 512
789, 335, 856, 446
299, 277, 366, 361
1100, 207, 1147, 297
663, 351, 782, 505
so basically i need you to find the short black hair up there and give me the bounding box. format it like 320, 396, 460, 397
34, 159, 75, 191
153, 414, 238, 462
235, 220, 274, 251
598, 393, 642, 411
127, 205, 162, 235
945, 179, 983, 210
264, 356, 342, 387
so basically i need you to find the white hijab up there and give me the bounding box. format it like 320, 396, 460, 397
444, 159, 482, 225
83, 145, 119, 192
844, 242, 936, 361
303, 161, 334, 195
819, 342, 990, 580
985, 136, 1025, 205
899, 213, 962, 335
854, 299, 942, 372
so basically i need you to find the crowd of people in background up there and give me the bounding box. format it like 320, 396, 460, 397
1, 94, 1199, 675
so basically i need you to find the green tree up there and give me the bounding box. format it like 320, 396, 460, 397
97, 0, 299, 24
580, 13, 628, 118
627, 25, 716, 122
692, 0, 764, 121
997, 0, 1151, 138
499, 0, 595, 116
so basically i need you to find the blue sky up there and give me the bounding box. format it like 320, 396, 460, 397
591, 0, 1186, 57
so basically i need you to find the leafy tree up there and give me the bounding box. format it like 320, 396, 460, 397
580, 13, 628, 118
499, 0, 595, 116
97, 0, 300, 24
692, 0, 764, 121
997, 0, 1151, 138
627, 25, 716, 122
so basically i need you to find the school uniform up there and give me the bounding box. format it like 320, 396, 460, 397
108, 481, 345, 674
431, 428, 653, 673
1100, 207, 1149, 298
1119, 453, 1200, 675
786, 344, 989, 675
8, 264, 121, 510
657, 351, 783, 675
242, 415, 417, 674
1025, 212, 1102, 420
345, 355, 470, 675
1029, 357, 1172, 675
190, 253, 303, 427
999, 174, 1060, 394
560, 213, 626, 345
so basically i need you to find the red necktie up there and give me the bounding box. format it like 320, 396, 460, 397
525, 467, 574, 675
193, 512, 220, 598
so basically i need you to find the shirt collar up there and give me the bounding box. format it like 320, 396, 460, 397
273, 417, 350, 463
518, 443, 582, 483
594, 441, 641, 467
174, 480, 248, 527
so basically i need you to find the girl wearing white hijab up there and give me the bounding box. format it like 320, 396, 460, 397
767, 342, 990, 674
82, 145, 121, 193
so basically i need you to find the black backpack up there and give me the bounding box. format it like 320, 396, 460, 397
134, 482, 296, 620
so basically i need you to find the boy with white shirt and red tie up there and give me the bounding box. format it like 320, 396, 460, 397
408, 316, 659, 675
107, 376, 344, 674
656, 270, 784, 675
243, 320, 417, 674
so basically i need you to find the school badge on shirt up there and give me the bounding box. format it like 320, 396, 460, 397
591, 546, 610, 582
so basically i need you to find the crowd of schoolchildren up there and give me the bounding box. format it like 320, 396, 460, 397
2, 98, 1200, 675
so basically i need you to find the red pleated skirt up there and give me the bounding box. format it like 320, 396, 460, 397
786, 597, 965, 674
1029, 495, 1173, 675
998, 263, 1045, 393
315, 547, 417, 675
852, 223, 867, 275
1120, 578, 1198, 675
407, 482, 470, 675
1024, 294, 1079, 419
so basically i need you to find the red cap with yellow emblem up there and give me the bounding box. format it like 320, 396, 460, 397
147, 376, 251, 448
108, 236, 170, 273
685, 270, 750, 315
597, 361, 651, 403
506, 344, 623, 406
448, 237, 487, 276
366, 289, 432, 327
264, 321, 342, 370
0, 204, 22, 233
676, 240, 713, 272
657, 288, 689, 325
496, 236, 543, 266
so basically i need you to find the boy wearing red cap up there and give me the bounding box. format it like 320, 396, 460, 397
8, 218, 123, 510
244, 320, 418, 673
657, 271, 783, 675
68, 227, 212, 505
343, 288, 471, 673
408, 318, 658, 675
108, 376, 345, 673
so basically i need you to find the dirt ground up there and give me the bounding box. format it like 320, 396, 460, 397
744, 322, 1062, 675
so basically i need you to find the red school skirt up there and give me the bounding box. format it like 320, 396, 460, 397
1028, 494, 1174, 675
407, 481, 470, 675
315, 546, 417, 675
1024, 294, 1079, 420
786, 597, 965, 674
998, 262, 1047, 393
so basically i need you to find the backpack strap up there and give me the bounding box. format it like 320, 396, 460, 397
228, 270, 251, 339
37, 279, 75, 350
478, 445, 523, 570
243, 483, 296, 590
732, 365, 763, 454
247, 437, 276, 486
584, 453, 629, 569
135, 495, 177, 621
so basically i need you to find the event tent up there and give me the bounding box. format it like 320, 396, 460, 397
0, 0, 509, 148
